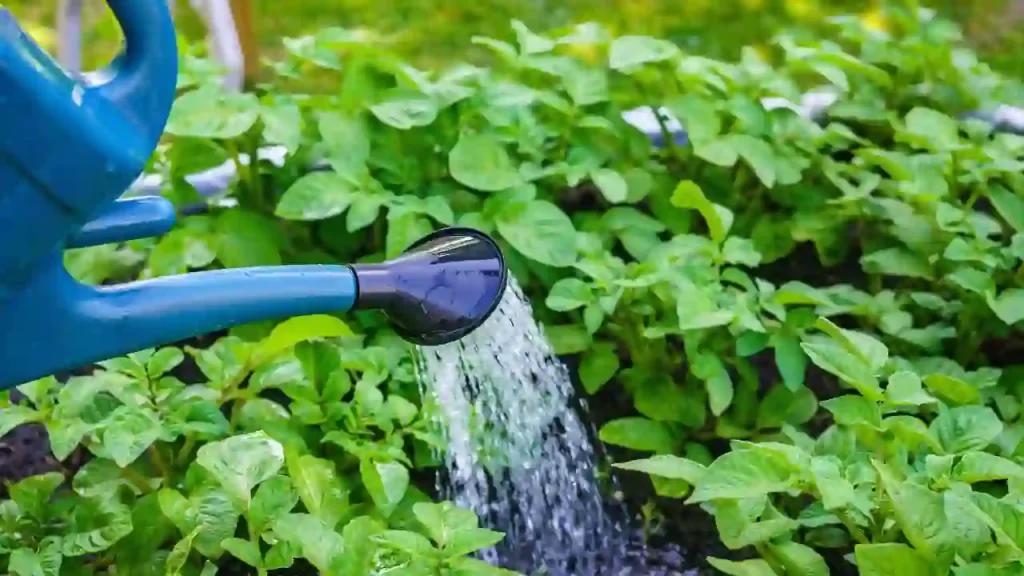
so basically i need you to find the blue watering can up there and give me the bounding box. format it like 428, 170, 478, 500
0, 1, 508, 391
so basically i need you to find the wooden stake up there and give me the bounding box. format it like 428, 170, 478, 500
229, 0, 258, 87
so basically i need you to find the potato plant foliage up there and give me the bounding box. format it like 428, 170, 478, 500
7, 4, 1024, 575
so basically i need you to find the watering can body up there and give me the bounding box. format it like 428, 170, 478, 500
0, 2, 178, 292
0, 3, 508, 391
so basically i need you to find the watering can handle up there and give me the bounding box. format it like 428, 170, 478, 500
90, 0, 178, 149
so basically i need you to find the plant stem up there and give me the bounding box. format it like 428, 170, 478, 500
965, 186, 981, 209
176, 434, 198, 468
219, 362, 255, 431
837, 510, 870, 544
650, 104, 681, 160
148, 445, 170, 480
121, 466, 156, 493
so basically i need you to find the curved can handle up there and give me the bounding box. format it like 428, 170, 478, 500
88, 0, 178, 149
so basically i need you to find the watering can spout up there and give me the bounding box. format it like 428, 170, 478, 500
0, 228, 507, 389
351, 227, 508, 347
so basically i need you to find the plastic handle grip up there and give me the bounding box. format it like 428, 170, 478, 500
90, 0, 178, 148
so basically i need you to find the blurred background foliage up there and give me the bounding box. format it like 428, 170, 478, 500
2, 0, 1022, 78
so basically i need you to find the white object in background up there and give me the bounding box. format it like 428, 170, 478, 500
56, 0, 83, 73
188, 0, 245, 92
994, 105, 1024, 132
56, 0, 242, 93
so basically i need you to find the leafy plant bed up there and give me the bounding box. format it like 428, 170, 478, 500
11, 5, 1024, 575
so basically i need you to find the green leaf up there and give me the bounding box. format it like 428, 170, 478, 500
923, 374, 980, 405
903, 107, 960, 151
544, 324, 591, 354
886, 371, 936, 406
213, 208, 283, 268
272, 513, 344, 572
61, 494, 134, 556
261, 101, 303, 153
360, 460, 410, 518
592, 168, 628, 203
598, 418, 676, 453
386, 212, 433, 258
319, 111, 370, 173
166, 87, 260, 139
546, 278, 593, 311
614, 455, 707, 483
446, 528, 505, 561
373, 529, 436, 557
633, 375, 704, 427
953, 452, 1024, 483
854, 543, 932, 576
511, 19, 554, 54
444, 528, 505, 558
196, 432, 285, 511
729, 134, 777, 188
496, 200, 577, 267
335, 516, 385, 575
821, 395, 881, 429
285, 453, 348, 530
871, 471, 956, 562
884, 416, 943, 454
449, 133, 521, 192
756, 385, 817, 429
861, 247, 934, 279
8, 548, 46, 576
706, 557, 778, 576
773, 334, 807, 391
254, 315, 353, 365
413, 501, 477, 546
9, 538, 61, 576
988, 288, 1024, 325
10, 473, 64, 521
930, 406, 1003, 454
989, 185, 1024, 233
686, 449, 795, 503
387, 395, 418, 427
0, 404, 41, 437
370, 90, 439, 129
112, 492, 175, 568
608, 36, 678, 71
964, 491, 1024, 555
578, 342, 619, 394
767, 541, 828, 576
221, 538, 263, 568
693, 353, 733, 416
346, 194, 386, 232
810, 456, 854, 510
165, 528, 198, 576
275, 171, 356, 221
249, 475, 299, 535
801, 337, 883, 400
665, 94, 720, 143
561, 64, 608, 106
722, 237, 761, 267
671, 180, 732, 243
100, 406, 163, 467
694, 137, 739, 167
146, 348, 184, 379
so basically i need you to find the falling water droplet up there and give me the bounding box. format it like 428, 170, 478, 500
416, 278, 691, 575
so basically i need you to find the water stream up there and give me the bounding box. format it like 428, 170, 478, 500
415, 279, 688, 575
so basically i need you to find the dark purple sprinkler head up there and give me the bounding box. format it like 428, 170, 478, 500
350, 227, 509, 346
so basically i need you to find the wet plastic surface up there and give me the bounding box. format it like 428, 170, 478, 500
352, 227, 508, 346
